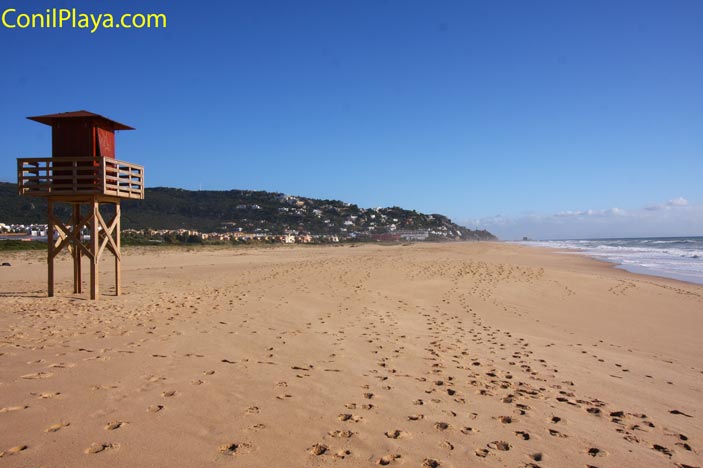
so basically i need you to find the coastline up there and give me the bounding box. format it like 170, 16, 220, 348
514, 239, 703, 286
1, 242, 701, 467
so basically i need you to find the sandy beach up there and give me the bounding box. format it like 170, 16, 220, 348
0, 242, 701, 468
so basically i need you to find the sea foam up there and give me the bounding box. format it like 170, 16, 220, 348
518, 237, 703, 285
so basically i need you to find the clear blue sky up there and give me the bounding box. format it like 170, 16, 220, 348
2, 0, 701, 239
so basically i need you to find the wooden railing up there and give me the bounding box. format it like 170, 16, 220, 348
102, 158, 145, 199
17, 157, 145, 200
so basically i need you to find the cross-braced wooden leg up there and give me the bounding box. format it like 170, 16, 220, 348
90, 199, 100, 300
97, 203, 121, 297
72, 203, 82, 294
115, 203, 121, 296
47, 200, 54, 297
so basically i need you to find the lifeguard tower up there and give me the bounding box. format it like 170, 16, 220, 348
17, 111, 145, 300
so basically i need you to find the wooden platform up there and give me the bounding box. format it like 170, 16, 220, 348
17, 156, 144, 200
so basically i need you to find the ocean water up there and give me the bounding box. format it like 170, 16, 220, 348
519, 237, 703, 285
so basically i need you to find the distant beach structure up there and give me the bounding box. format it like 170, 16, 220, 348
17, 110, 145, 299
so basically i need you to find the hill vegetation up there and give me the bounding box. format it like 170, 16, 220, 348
0, 182, 496, 241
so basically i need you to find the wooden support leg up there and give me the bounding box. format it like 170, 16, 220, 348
73, 203, 82, 294
47, 200, 54, 297
90, 200, 100, 300
76, 246, 82, 294
115, 203, 121, 296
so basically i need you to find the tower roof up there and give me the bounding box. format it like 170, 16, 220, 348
27, 110, 134, 131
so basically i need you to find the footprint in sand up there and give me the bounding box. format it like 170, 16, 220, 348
675, 441, 693, 452
161, 391, 176, 397
384, 430, 408, 439
377, 454, 401, 465
548, 428, 568, 438
36, 392, 61, 399
0, 406, 28, 413
85, 442, 117, 454
488, 441, 511, 451
434, 422, 449, 431
45, 422, 70, 432
21, 372, 53, 380
147, 405, 164, 413
328, 430, 354, 438
308, 443, 328, 455
335, 449, 351, 459
651, 444, 672, 457
219, 443, 249, 455
439, 441, 454, 450
0, 445, 28, 458
105, 421, 125, 431
586, 407, 602, 416
47, 362, 76, 369
587, 447, 607, 457
338, 413, 362, 422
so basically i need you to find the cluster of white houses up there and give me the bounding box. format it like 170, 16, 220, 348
1, 222, 456, 244
0, 224, 340, 244
132, 228, 339, 244
0, 223, 49, 238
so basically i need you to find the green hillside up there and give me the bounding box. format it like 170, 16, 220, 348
0, 183, 496, 241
